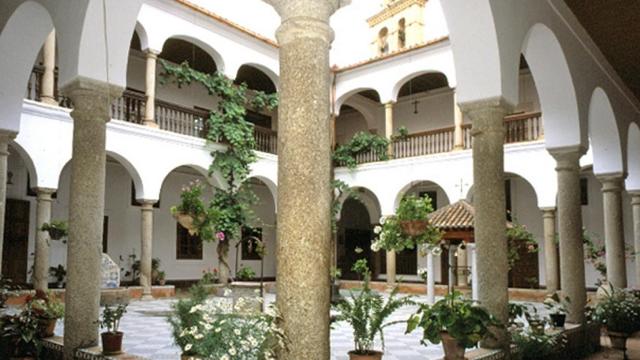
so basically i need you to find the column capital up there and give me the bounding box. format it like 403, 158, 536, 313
629, 191, 640, 204
35, 187, 57, 199
540, 207, 556, 217
138, 199, 157, 209
63, 78, 123, 122
143, 49, 161, 58
384, 101, 395, 108
457, 96, 514, 115
597, 173, 626, 193
549, 146, 586, 171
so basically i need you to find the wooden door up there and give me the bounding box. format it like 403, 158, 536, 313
2, 199, 30, 284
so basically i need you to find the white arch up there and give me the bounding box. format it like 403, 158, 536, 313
390, 71, 451, 102
0, 1, 54, 133
106, 150, 145, 201
337, 186, 382, 223
234, 62, 280, 91
247, 175, 278, 214
341, 97, 377, 130
522, 23, 583, 150
588, 87, 624, 176
393, 179, 452, 212
335, 87, 381, 113
134, 21, 151, 52
626, 123, 640, 191
159, 34, 226, 74
9, 141, 38, 188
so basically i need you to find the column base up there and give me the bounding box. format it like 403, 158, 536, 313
40, 97, 59, 106
143, 120, 159, 128
452, 145, 464, 151
141, 294, 154, 301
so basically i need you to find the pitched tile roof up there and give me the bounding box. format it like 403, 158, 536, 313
428, 199, 475, 231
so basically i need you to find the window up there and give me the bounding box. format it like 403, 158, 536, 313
398, 18, 406, 48
241, 227, 263, 261
176, 224, 203, 260
580, 177, 589, 205
378, 27, 389, 55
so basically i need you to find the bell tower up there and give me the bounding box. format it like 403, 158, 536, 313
368, 0, 427, 56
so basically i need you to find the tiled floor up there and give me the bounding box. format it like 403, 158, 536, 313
53, 292, 447, 360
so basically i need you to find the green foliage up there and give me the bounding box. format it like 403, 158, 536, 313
0, 276, 17, 308
27, 290, 64, 320
333, 261, 413, 354
582, 230, 607, 283
1, 306, 42, 357
592, 285, 640, 334
543, 292, 570, 315
169, 283, 208, 355
333, 131, 390, 169
406, 291, 498, 349
201, 267, 219, 284
98, 304, 127, 334
511, 328, 566, 360
372, 195, 442, 252
40, 220, 68, 240
392, 126, 409, 141
236, 265, 256, 281
330, 266, 342, 281
160, 60, 278, 278
506, 218, 538, 270
48, 265, 66, 283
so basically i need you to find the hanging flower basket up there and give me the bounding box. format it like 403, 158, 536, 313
173, 212, 200, 235
48, 228, 67, 240
400, 219, 429, 237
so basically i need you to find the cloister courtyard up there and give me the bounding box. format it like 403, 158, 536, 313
1, 0, 640, 359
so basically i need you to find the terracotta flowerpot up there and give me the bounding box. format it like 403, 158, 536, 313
348, 350, 383, 360
101, 331, 124, 355
38, 318, 57, 338
158, 279, 166, 286
440, 332, 466, 360
400, 220, 428, 236
549, 313, 566, 328
173, 213, 201, 235
607, 330, 629, 352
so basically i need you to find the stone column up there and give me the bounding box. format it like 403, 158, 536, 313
266, 1, 346, 359
0, 132, 15, 271
384, 102, 394, 156
551, 148, 586, 324
41, 30, 58, 106
426, 250, 435, 304
448, 245, 456, 289
62, 79, 122, 359
143, 50, 160, 127
542, 208, 559, 292
457, 244, 468, 287
598, 174, 627, 288
386, 250, 396, 285
453, 93, 464, 150
140, 200, 155, 300
631, 192, 640, 287
33, 188, 56, 291
469, 243, 479, 300
461, 99, 510, 348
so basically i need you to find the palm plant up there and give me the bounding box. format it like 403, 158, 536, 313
333, 260, 413, 356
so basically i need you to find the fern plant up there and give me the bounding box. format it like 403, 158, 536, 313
333, 260, 413, 355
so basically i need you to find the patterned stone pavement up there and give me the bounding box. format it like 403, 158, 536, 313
53, 291, 446, 360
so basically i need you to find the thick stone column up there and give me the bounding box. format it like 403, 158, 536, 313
461, 99, 510, 348
34, 188, 56, 291
457, 244, 468, 287
631, 192, 640, 287
384, 102, 394, 156
62, 79, 122, 359
41, 30, 58, 106
140, 200, 155, 299
0, 132, 15, 271
386, 250, 396, 285
598, 174, 627, 288
426, 250, 435, 304
551, 148, 586, 324
266, 1, 346, 359
143, 50, 159, 127
453, 93, 464, 150
542, 208, 559, 292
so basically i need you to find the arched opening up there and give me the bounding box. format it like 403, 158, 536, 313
234, 64, 278, 133
397, 18, 406, 49
378, 27, 389, 55
335, 88, 381, 145
587, 87, 623, 176
394, 72, 451, 135
394, 180, 450, 282
337, 187, 381, 280
336, 105, 370, 146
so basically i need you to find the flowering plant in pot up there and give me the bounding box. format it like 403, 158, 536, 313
371, 195, 441, 253
543, 292, 570, 328
40, 220, 68, 241
170, 180, 209, 235
406, 291, 498, 360
98, 304, 127, 355
333, 259, 414, 359
592, 285, 640, 356
26, 290, 64, 338
1, 307, 42, 359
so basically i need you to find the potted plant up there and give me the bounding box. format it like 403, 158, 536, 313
98, 304, 127, 355
131, 257, 161, 283
406, 291, 498, 360
543, 292, 570, 328
511, 327, 566, 360
592, 285, 640, 356
0, 276, 17, 308
523, 306, 546, 335
157, 271, 166, 286
333, 259, 413, 359
40, 220, 68, 240
235, 265, 256, 281
330, 266, 342, 304
26, 290, 64, 338
48, 265, 66, 288
170, 180, 208, 235
397, 195, 432, 236
1, 309, 41, 360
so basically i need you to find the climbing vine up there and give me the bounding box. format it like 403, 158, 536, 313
161, 60, 278, 282
333, 131, 389, 169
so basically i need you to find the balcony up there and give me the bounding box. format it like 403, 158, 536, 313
26, 68, 542, 162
